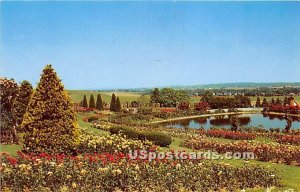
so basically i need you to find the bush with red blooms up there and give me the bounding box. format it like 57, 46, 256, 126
276, 135, 300, 145
198, 129, 256, 140
268, 104, 300, 114
177, 102, 190, 110
0, 151, 280, 191
194, 101, 210, 111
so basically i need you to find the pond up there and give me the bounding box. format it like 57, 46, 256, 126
163, 113, 300, 130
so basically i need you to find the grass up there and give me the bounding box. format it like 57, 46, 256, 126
67, 90, 144, 104
76, 113, 108, 135
0, 144, 22, 156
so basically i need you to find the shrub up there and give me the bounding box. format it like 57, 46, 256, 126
276, 135, 300, 145
110, 126, 122, 135
77, 129, 155, 154
109, 126, 172, 147
21, 65, 79, 154
203, 129, 256, 140
109, 126, 139, 139
142, 131, 172, 147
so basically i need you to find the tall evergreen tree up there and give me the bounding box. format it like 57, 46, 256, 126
110, 93, 117, 111
82, 95, 88, 108
271, 98, 275, 105
116, 97, 122, 112
12, 80, 33, 128
262, 98, 268, 107
21, 65, 79, 154
89, 94, 96, 108
96, 94, 103, 110
276, 97, 282, 105
255, 97, 261, 107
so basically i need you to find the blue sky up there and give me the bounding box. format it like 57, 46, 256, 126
1, 1, 300, 89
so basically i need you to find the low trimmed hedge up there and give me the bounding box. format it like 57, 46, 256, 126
110, 126, 172, 147
141, 131, 172, 147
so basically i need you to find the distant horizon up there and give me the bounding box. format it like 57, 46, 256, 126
1, 2, 300, 89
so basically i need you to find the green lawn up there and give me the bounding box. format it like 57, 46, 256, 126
0, 144, 22, 156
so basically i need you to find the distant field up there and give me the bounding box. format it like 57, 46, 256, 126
68, 90, 300, 106
191, 95, 300, 105
67, 90, 147, 104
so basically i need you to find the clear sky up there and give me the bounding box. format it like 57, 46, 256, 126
1, 1, 300, 89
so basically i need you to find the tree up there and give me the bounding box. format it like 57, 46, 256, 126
276, 97, 282, 105
96, 94, 104, 110
150, 88, 160, 104
285, 116, 292, 133
12, 80, 33, 128
159, 88, 190, 107
21, 64, 79, 154
82, 95, 88, 108
262, 98, 268, 107
230, 114, 239, 131
110, 93, 117, 111
0, 78, 18, 143
255, 97, 261, 107
89, 94, 96, 109
284, 97, 289, 106
271, 98, 275, 105
201, 91, 213, 104
116, 97, 122, 112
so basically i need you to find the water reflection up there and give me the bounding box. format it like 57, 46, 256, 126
163, 114, 300, 130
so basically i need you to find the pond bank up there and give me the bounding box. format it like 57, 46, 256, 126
145, 108, 263, 125
263, 111, 300, 117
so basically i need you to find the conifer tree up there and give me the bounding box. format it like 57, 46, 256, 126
110, 93, 117, 111
116, 97, 122, 112
284, 97, 289, 106
89, 94, 96, 108
262, 98, 268, 107
21, 64, 79, 154
271, 98, 275, 105
96, 94, 103, 110
255, 97, 261, 107
79, 100, 83, 107
12, 80, 33, 128
82, 95, 88, 108
276, 97, 282, 105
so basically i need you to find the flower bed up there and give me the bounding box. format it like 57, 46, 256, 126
0, 152, 280, 191
182, 138, 300, 166
77, 132, 156, 154
200, 129, 256, 140
276, 135, 300, 146
92, 121, 113, 131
